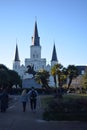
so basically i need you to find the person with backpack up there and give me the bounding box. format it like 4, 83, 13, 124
28, 87, 38, 112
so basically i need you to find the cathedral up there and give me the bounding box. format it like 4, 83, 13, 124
13, 21, 58, 86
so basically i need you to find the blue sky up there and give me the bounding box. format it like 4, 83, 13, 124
0, 0, 87, 69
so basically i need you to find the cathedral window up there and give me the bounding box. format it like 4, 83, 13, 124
33, 54, 35, 58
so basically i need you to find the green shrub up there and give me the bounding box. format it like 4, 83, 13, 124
43, 98, 87, 121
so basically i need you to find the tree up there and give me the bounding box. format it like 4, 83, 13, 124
0, 68, 10, 89
0, 64, 22, 89
67, 65, 79, 89
0, 64, 9, 70
81, 72, 87, 90
51, 64, 67, 98
35, 70, 50, 89
51, 63, 67, 87
8, 70, 22, 88
0, 64, 10, 89
60, 67, 67, 86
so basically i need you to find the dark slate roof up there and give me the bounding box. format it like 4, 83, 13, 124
76, 66, 87, 75
32, 21, 40, 46
51, 44, 58, 61
22, 78, 42, 89
14, 44, 20, 61
34, 21, 39, 38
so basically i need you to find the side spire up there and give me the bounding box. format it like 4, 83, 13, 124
32, 20, 40, 46
14, 44, 20, 61
51, 43, 58, 61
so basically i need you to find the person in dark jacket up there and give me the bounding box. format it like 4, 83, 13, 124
0, 88, 8, 112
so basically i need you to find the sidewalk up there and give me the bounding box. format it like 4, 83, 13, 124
0, 95, 87, 130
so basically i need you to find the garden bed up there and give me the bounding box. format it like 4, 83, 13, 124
42, 94, 87, 121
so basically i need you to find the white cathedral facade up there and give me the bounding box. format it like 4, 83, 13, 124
13, 21, 58, 87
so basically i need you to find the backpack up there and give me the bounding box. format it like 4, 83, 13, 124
30, 90, 37, 100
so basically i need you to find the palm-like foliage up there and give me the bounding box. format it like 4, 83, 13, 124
67, 65, 79, 89
51, 64, 67, 87
60, 67, 67, 86
51, 63, 68, 98
35, 69, 50, 89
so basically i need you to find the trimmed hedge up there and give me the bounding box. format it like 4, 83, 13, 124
43, 98, 87, 121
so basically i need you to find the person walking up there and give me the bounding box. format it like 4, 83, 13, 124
20, 89, 28, 112
0, 88, 9, 112
28, 87, 38, 112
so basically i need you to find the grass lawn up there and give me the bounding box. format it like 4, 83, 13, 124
41, 93, 87, 107
64, 93, 87, 99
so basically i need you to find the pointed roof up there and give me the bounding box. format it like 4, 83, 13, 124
34, 21, 39, 38
32, 21, 40, 46
14, 44, 20, 61
51, 44, 58, 61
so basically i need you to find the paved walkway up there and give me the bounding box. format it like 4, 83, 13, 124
0, 95, 87, 130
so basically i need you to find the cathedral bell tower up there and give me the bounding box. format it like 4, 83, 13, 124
30, 21, 41, 60
25, 20, 46, 71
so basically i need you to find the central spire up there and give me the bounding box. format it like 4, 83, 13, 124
34, 21, 39, 38
32, 21, 40, 46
